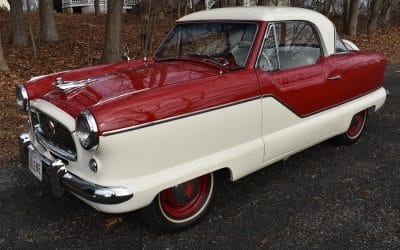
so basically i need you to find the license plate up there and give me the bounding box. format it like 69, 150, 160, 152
29, 148, 43, 181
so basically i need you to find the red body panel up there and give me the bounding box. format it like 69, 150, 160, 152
30, 59, 224, 118
24, 20, 386, 135
256, 52, 386, 116
91, 70, 260, 134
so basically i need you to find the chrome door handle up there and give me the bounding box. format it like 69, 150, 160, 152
328, 74, 342, 80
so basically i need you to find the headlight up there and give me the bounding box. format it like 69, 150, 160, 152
16, 84, 29, 111
76, 110, 99, 150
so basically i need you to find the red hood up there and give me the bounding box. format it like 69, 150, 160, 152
26, 59, 222, 118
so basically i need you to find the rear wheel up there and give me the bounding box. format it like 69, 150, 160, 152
139, 173, 215, 232
335, 109, 368, 145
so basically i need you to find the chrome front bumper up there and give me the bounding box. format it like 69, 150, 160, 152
20, 133, 133, 205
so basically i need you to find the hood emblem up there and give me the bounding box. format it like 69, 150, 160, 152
54, 77, 96, 92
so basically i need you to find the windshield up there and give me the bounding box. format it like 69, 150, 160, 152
154, 22, 258, 70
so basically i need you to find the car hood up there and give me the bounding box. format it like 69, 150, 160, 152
27, 59, 222, 118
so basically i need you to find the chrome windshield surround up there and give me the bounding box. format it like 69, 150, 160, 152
34, 127, 77, 161
153, 21, 259, 70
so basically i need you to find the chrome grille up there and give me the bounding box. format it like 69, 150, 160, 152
31, 111, 77, 161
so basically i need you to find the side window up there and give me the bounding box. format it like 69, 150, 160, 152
275, 21, 322, 70
259, 25, 279, 72
334, 31, 348, 53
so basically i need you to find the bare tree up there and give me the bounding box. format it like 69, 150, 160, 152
258, 0, 272, 5
324, 0, 336, 16
381, 0, 394, 26
292, 0, 304, 7
95, 0, 100, 15
101, 0, 123, 63
276, 0, 290, 6
10, 0, 29, 46
39, 0, 59, 42
258, 0, 290, 6
342, 0, 350, 31
367, 0, 382, 33
145, 0, 160, 55
26, 0, 37, 57
0, 34, 9, 71
345, 0, 360, 36
177, 0, 181, 18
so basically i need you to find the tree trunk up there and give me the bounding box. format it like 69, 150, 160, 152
367, 0, 381, 33
258, 0, 272, 5
10, 0, 29, 46
292, 0, 304, 7
277, 0, 290, 6
184, 0, 188, 15
94, 0, 100, 15
26, 0, 37, 57
236, 0, 241, 6
39, 0, 59, 42
177, 0, 181, 18
347, 0, 360, 36
325, 0, 336, 17
381, 0, 393, 26
145, 0, 159, 54
342, 0, 350, 33
140, 0, 146, 57
0, 34, 9, 71
101, 0, 122, 64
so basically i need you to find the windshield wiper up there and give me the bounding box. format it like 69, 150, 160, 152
186, 53, 211, 59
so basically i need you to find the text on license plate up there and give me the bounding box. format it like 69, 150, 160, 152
29, 149, 43, 181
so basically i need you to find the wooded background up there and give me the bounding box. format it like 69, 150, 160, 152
0, 0, 399, 70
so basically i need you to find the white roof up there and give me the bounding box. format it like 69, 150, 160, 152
178, 7, 336, 56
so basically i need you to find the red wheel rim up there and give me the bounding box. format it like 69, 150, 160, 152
346, 110, 366, 138
159, 175, 211, 221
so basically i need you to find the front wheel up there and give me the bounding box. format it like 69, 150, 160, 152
139, 173, 215, 232
335, 109, 368, 145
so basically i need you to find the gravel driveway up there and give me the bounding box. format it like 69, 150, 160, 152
0, 65, 399, 249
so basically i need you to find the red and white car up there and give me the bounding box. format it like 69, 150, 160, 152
17, 7, 387, 231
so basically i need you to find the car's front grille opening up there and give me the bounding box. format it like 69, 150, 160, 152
31, 111, 77, 161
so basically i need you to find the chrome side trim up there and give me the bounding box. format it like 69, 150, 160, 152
34, 128, 77, 161
93, 88, 151, 107
102, 96, 261, 136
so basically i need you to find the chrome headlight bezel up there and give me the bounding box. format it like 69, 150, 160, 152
76, 110, 99, 150
16, 84, 29, 111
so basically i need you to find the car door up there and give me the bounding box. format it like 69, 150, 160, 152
255, 21, 344, 161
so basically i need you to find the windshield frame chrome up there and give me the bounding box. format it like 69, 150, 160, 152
153, 21, 259, 70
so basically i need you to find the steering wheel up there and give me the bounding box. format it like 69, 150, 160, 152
259, 50, 273, 71
230, 40, 252, 67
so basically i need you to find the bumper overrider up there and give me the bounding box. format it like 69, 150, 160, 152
20, 133, 133, 205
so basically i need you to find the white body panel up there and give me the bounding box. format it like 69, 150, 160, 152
342, 39, 360, 51
178, 7, 336, 56
27, 87, 385, 213
0, 0, 9, 9
29, 86, 386, 213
